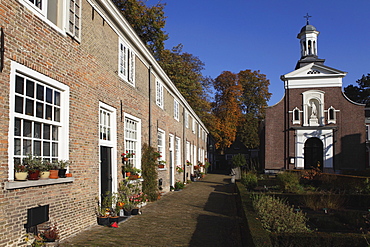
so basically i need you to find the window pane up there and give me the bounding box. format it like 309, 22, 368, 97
37, 84, 44, 100
52, 142, 58, 156
15, 96, 24, 113
46, 105, 52, 120
46, 88, 53, 103
14, 139, 21, 155
52, 126, 58, 141
26, 99, 34, 116
23, 139, 32, 155
43, 124, 50, 140
15, 75, 24, 94
34, 140, 41, 156
43, 142, 50, 156
23, 120, 32, 137
36, 102, 43, 118
34, 122, 41, 139
26, 79, 35, 97
54, 107, 60, 122
54, 91, 60, 106
14, 118, 21, 136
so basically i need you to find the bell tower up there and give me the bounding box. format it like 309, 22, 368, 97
295, 14, 325, 69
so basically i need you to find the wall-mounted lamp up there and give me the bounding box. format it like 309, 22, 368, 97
289, 157, 295, 164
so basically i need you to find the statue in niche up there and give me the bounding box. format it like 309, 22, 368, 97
310, 101, 317, 118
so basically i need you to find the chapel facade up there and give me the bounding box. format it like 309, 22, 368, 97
262, 20, 366, 173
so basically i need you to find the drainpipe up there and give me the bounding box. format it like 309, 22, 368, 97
148, 65, 152, 146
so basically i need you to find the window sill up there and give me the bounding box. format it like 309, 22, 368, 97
5, 177, 75, 190
158, 168, 167, 171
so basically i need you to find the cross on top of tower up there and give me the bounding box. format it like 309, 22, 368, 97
304, 13, 312, 25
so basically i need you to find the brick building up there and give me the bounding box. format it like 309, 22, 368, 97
261, 20, 366, 173
0, 0, 208, 245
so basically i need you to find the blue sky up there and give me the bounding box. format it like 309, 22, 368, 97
146, 0, 370, 105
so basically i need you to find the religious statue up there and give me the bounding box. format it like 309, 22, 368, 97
310, 101, 317, 118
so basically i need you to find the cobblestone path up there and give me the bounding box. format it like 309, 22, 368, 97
61, 172, 245, 247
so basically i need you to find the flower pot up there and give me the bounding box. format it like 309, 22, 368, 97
129, 174, 139, 180
109, 216, 119, 224
15, 172, 28, 181
40, 171, 50, 179
124, 210, 131, 216
97, 217, 110, 226
49, 170, 59, 179
125, 172, 131, 177
131, 208, 139, 215
158, 164, 165, 169
58, 169, 67, 178
28, 170, 40, 180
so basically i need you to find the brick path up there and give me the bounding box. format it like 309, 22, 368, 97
61, 172, 245, 247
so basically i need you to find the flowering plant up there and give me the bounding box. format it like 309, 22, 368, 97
122, 151, 135, 159
129, 192, 148, 206
176, 165, 183, 173
186, 160, 192, 166
117, 201, 125, 209
14, 162, 27, 172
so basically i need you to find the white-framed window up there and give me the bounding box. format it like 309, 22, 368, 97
174, 99, 179, 121
8, 61, 70, 180
185, 111, 189, 128
119, 39, 135, 85
156, 80, 164, 108
124, 114, 141, 169
21, 0, 81, 40
327, 106, 337, 124
186, 141, 190, 164
175, 137, 181, 166
157, 129, 165, 167
292, 107, 301, 125
99, 108, 112, 141
192, 118, 195, 133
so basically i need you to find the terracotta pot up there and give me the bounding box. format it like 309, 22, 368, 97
125, 172, 131, 177
49, 170, 59, 179
40, 171, 50, 179
28, 170, 40, 180
158, 164, 165, 169
15, 172, 28, 181
124, 158, 129, 161
129, 174, 139, 180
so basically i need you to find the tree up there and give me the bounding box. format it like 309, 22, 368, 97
344, 74, 370, 106
158, 44, 212, 121
112, 0, 168, 59
238, 69, 271, 148
211, 71, 243, 152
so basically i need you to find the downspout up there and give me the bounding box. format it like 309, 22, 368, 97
148, 65, 152, 146
183, 110, 186, 183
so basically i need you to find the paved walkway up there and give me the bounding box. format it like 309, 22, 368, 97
61, 172, 245, 247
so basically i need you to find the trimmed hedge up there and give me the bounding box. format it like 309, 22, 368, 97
236, 182, 370, 247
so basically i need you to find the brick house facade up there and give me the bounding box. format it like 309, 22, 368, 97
262, 21, 366, 173
0, 0, 208, 245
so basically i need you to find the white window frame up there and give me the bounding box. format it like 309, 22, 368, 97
175, 137, 181, 167
185, 111, 189, 128
157, 128, 166, 168
327, 106, 337, 124
20, 0, 81, 41
292, 107, 301, 125
118, 39, 135, 85
174, 99, 179, 121
8, 61, 70, 180
156, 80, 164, 108
124, 113, 141, 170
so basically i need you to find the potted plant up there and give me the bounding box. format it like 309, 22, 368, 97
129, 168, 141, 180
23, 155, 42, 180
42, 222, 59, 242
174, 181, 185, 191
176, 165, 184, 173
158, 160, 166, 169
14, 161, 28, 181
95, 195, 111, 226
49, 161, 59, 179
57, 160, 70, 178
123, 202, 134, 216
40, 160, 52, 179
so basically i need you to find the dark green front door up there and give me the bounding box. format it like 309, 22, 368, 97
304, 137, 323, 170
100, 146, 112, 197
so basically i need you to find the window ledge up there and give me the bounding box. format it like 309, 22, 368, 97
5, 177, 75, 190
158, 168, 167, 171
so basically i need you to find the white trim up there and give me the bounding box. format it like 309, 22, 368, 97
169, 134, 175, 187
8, 61, 70, 180
295, 129, 333, 169
99, 102, 117, 193
123, 113, 142, 170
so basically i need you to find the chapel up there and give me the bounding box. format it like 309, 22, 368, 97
262, 18, 366, 173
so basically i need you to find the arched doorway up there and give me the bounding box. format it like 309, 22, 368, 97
304, 137, 323, 170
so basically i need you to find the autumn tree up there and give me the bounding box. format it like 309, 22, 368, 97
112, 0, 168, 59
238, 69, 271, 148
344, 74, 370, 106
159, 44, 212, 121
211, 71, 243, 152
